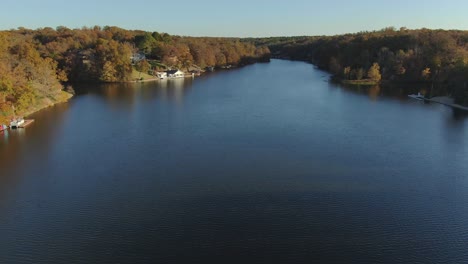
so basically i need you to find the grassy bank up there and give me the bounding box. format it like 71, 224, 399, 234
0, 91, 73, 125
130, 69, 155, 81
342, 79, 379, 86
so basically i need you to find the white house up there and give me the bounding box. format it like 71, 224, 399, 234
166, 69, 184, 78
157, 72, 167, 79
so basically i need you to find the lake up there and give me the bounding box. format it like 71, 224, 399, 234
1, 59, 468, 264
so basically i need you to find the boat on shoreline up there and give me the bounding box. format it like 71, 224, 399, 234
10, 118, 25, 129
408, 93, 425, 101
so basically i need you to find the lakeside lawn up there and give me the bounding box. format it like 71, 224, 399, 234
342, 79, 379, 86
131, 69, 155, 81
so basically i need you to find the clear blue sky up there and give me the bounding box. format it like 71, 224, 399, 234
2, 0, 467, 37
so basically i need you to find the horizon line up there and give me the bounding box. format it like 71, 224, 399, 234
2, 25, 467, 38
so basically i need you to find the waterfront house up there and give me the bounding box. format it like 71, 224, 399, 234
166, 69, 184, 78
157, 72, 167, 79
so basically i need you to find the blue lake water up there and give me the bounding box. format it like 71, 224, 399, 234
1, 59, 468, 263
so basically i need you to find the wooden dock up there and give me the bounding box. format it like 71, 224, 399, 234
426, 96, 468, 112
18, 119, 34, 128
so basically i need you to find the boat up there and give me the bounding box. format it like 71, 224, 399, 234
0, 124, 7, 132
408, 93, 425, 101
10, 118, 24, 129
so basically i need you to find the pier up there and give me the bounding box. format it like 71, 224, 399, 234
408, 95, 468, 111
19, 119, 34, 128
11, 119, 35, 129
426, 96, 468, 111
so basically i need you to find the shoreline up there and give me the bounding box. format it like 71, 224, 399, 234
341, 79, 379, 86
425, 96, 468, 111
276, 58, 468, 111
127, 75, 196, 83
1, 91, 73, 127
25, 92, 73, 116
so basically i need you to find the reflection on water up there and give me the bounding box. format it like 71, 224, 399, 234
367, 85, 381, 101
1, 129, 9, 142
450, 108, 468, 120
72, 78, 194, 107
338, 82, 468, 118
155, 78, 193, 105
338, 81, 432, 99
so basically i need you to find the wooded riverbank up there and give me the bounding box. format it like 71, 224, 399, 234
255, 28, 468, 106
0, 26, 270, 123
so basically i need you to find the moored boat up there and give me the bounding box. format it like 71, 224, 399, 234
408, 92, 425, 101
10, 118, 25, 129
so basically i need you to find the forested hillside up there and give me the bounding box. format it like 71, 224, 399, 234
0, 26, 271, 123
0, 30, 71, 124
254, 28, 468, 105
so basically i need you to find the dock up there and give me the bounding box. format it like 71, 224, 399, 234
408, 95, 468, 111
426, 96, 468, 111
18, 119, 34, 128
408, 94, 425, 101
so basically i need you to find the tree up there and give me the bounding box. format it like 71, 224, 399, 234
100, 61, 117, 82
151, 32, 163, 42
135, 33, 157, 54
215, 53, 226, 66
367, 63, 381, 81
343, 66, 351, 80
394, 64, 406, 76
421, 67, 431, 80
353, 68, 365, 80
135, 59, 150, 73
329, 57, 341, 75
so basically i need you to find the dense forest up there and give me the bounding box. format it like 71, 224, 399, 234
252, 27, 468, 105
0, 26, 270, 123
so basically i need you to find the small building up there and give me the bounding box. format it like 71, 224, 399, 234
130, 53, 146, 64
166, 69, 184, 78
157, 72, 167, 79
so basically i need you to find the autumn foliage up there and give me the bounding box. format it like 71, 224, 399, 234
0, 26, 271, 122
258, 28, 468, 104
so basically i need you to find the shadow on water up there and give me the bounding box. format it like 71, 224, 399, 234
450, 108, 468, 120
337, 82, 429, 99
336, 82, 468, 120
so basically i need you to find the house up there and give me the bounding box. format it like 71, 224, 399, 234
130, 53, 146, 64
166, 69, 184, 78
157, 72, 167, 79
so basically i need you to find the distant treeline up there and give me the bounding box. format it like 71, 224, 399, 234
0, 26, 270, 122
252, 27, 468, 105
